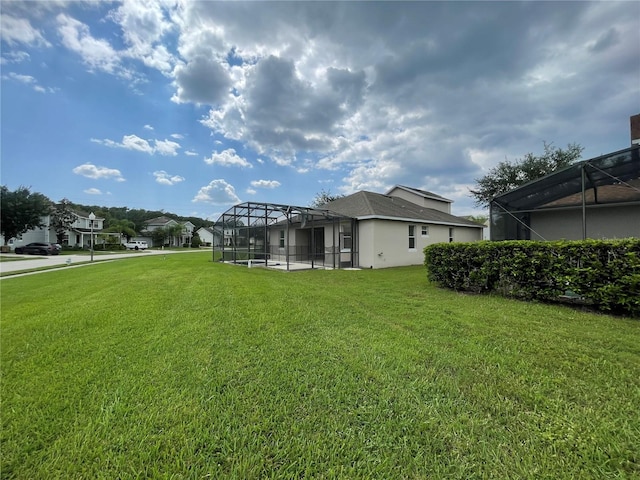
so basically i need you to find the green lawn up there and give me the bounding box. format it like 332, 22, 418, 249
1, 252, 639, 479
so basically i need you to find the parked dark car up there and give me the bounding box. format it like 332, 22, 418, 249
14, 242, 62, 255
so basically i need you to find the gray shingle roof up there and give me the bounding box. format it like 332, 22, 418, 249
324, 191, 483, 227
144, 216, 176, 226
391, 185, 452, 202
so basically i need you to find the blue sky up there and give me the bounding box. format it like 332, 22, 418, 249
1, 1, 638, 221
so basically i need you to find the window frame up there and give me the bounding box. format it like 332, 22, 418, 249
340, 223, 352, 252
408, 224, 416, 250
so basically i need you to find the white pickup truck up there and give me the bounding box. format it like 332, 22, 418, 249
123, 240, 148, 250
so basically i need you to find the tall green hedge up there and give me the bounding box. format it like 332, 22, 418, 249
424, 239, 640, 317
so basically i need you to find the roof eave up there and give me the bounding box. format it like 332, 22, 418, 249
356, 215, 483, 228
386, 185, 453, 203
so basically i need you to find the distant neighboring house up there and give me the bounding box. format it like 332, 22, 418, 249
217, 185, 484, 270
5, 209, 104, 249
490, 144, 640, 240
195, 226, 222, 247
142, 216, 195, 247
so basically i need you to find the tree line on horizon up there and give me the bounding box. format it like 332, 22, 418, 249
0, 188, 213, 246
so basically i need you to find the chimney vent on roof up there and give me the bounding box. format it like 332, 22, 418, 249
631, 113, 640, 145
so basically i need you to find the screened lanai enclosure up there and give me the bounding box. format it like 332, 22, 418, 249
215, 202, 358, 271
490, 145, 640, 240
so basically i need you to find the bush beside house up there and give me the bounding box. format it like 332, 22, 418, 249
190, 234, 202, 248
424, 239, 640, 317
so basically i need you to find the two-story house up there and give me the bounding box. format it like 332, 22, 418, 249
142, 216, 195, 247
5, 209, 104, 250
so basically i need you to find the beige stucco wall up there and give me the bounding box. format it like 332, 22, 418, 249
357, 219, 483, 268
357, 221, 377, 268
269, 227, 297, 262
267, 226, 330, 261
265, 219, 482, 268
530, 205, 640, 240
453, 226, 483, 242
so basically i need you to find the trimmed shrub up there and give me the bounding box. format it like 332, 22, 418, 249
424, 239, 640, 317
102, 243, 125, 250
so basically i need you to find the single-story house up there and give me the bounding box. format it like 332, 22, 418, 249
490, 144, 640, 241
3, 209, 105, 250
322, 186, 484, 268
217, 185, 484, 270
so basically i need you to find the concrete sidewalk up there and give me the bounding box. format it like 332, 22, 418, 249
0, 249, 209, 278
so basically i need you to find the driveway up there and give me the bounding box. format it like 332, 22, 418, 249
0, 249, 208, 278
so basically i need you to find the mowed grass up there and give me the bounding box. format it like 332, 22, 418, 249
1, 252, 639, 479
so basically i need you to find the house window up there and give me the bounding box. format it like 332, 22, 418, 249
340, 223, 352, 251
421, 225, 429, 237
408, 225, 416, 249
449, 227, 455, 243
279, 230, 285, 248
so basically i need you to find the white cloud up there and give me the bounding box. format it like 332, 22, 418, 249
108, 0, 175, 73
153, 170, 185, 185
57, 14, 123, 76
170, 133, 184, 139
250, 179, 281, 189
35, 86, 57, 94
90, 138, 118, 148
192, 179, 241, 205
72, 163, 125, 182
2, 72, 55, 93
5, 72, 36, 84
185, 150, 198, 156
466, 147, 505, 171
144, 124, 154, 130
0, 51, 30, 64
91, 134, 181, 156
84, 188, 103, 195
1, 15, 50, 47
246, 187, 257, 195
154, 139, 181, 156
204, 148, 252, 168
122, 134, 154, 154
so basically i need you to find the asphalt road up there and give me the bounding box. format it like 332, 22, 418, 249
0, 249, 209, 278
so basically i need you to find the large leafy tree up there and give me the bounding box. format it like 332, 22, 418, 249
168, 223, 185, 246
310, 189, 345, 207
466, 215, 488, 225
190, 232, 202, 248
150, 227, 169, 246
51, 198, 77, 244
102, 219, 137, 242
0, 186, 52, 245
470, 142, 584, 208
